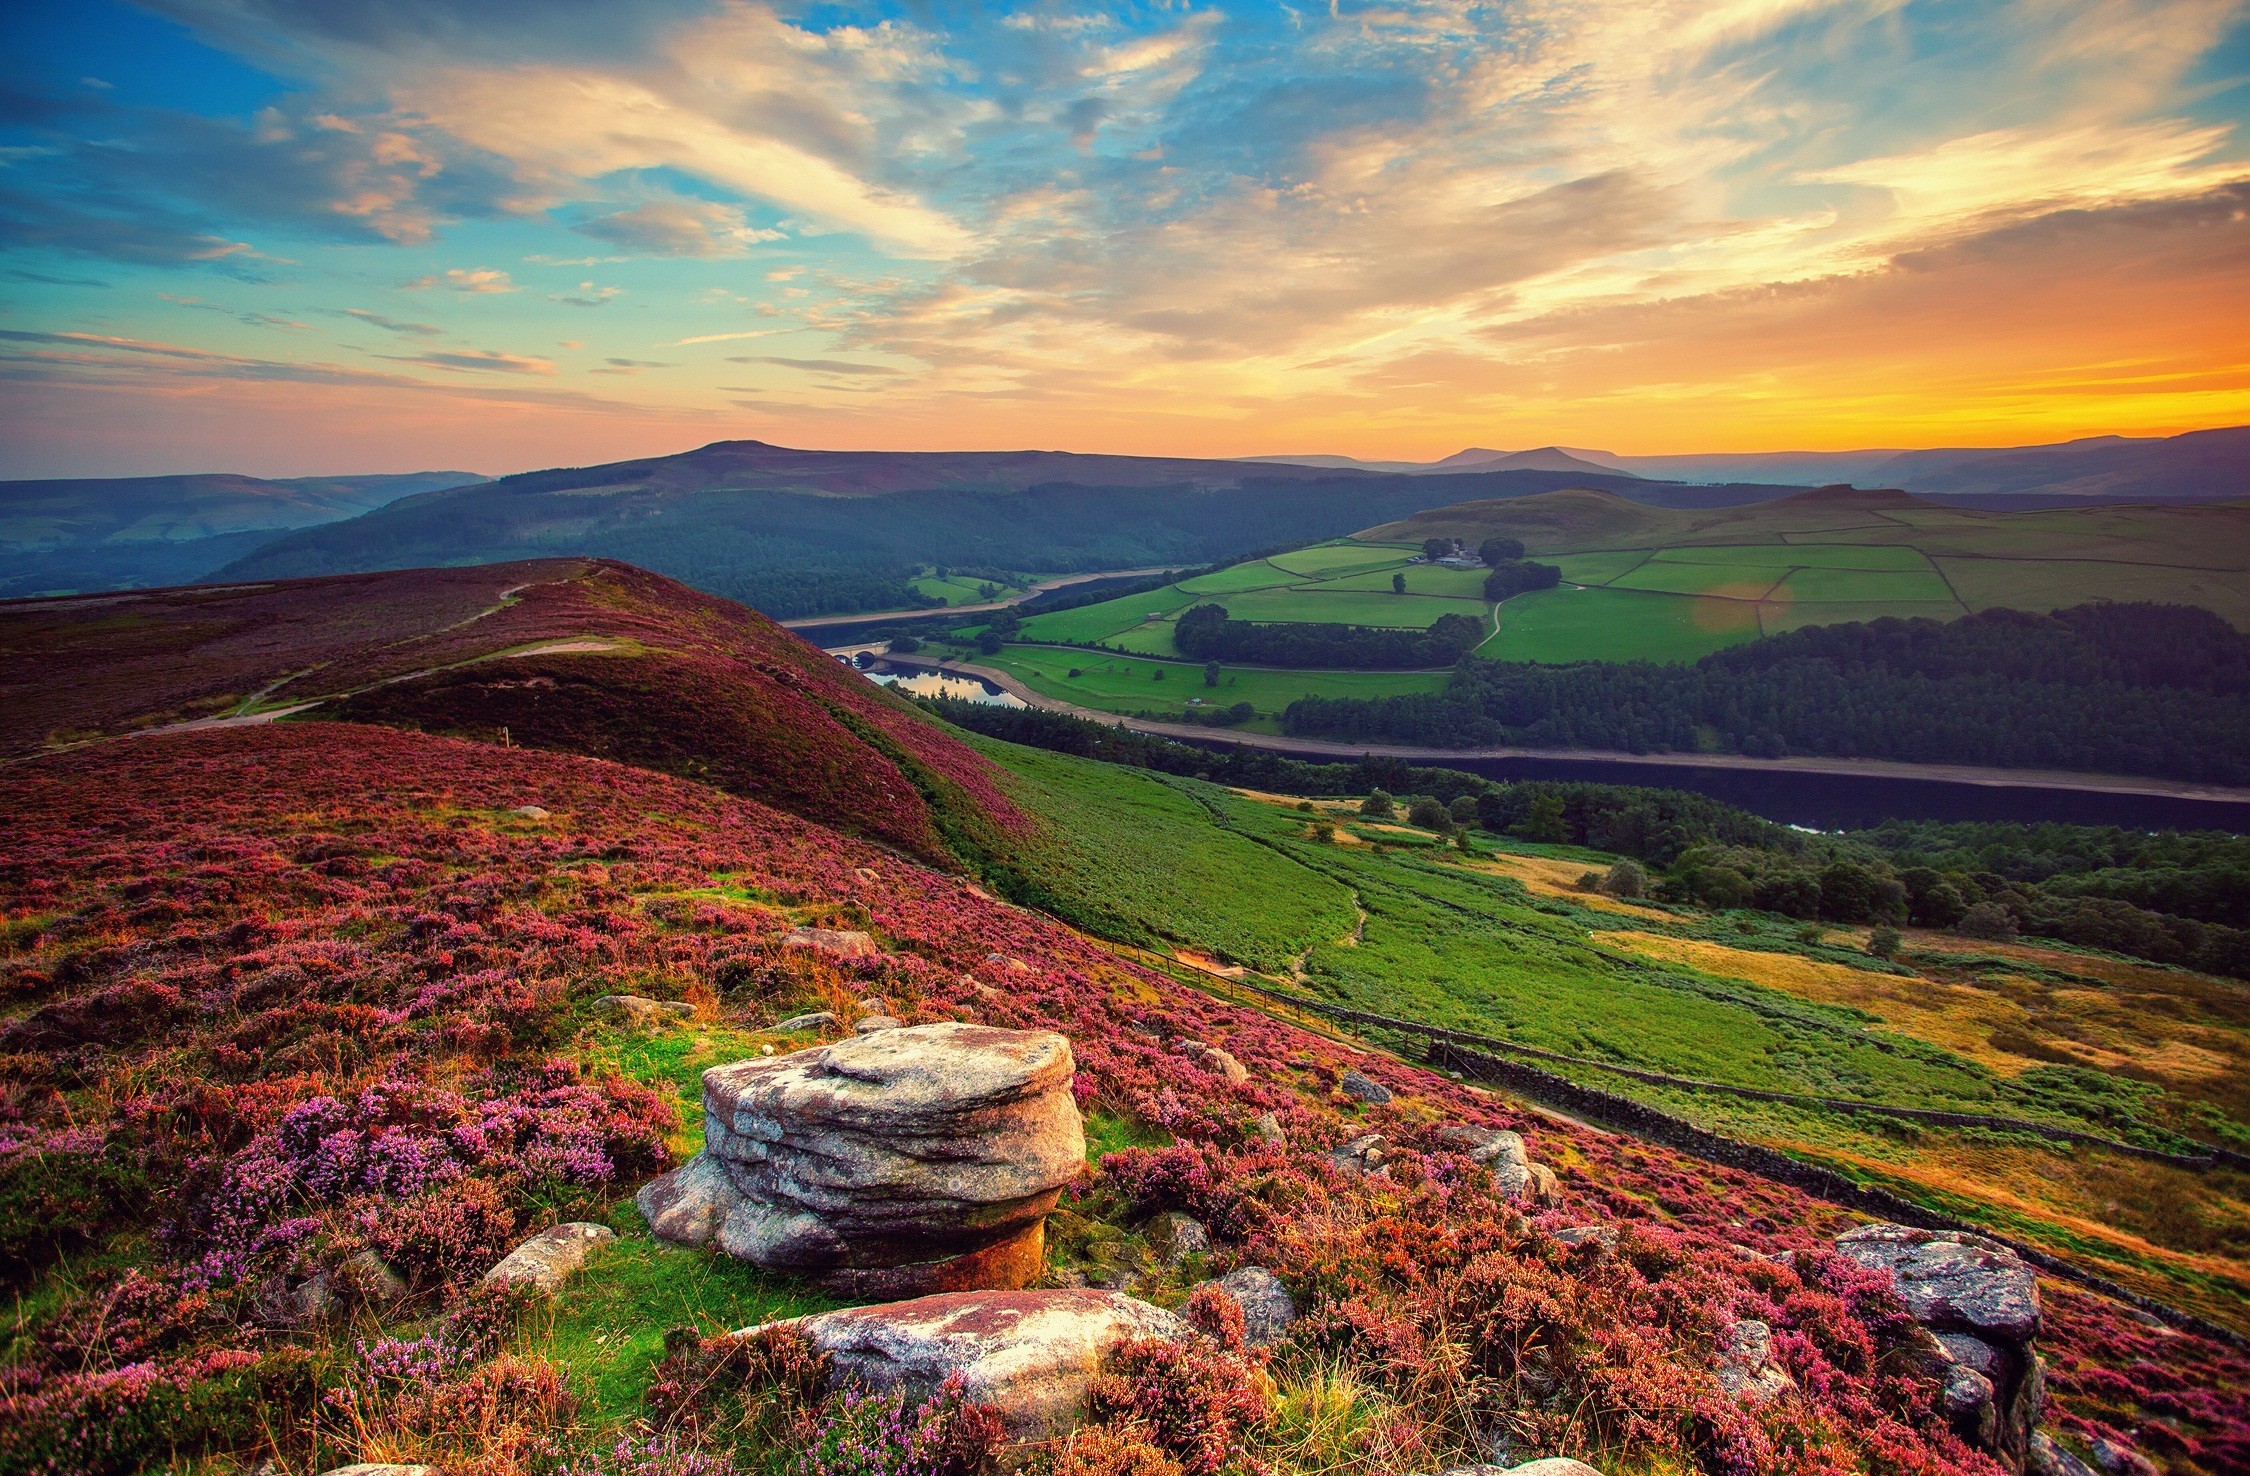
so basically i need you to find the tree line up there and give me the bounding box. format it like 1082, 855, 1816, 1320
1281, 602, 2250, 783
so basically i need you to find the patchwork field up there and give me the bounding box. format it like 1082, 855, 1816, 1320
966, 739, 2250, 1329
974, 643, 1448, 727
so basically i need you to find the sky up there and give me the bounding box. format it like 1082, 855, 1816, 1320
2, 0, 2247, 479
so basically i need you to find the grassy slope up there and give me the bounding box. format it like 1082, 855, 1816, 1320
970, 645, 1448, 732
969, 734, 2250, 1325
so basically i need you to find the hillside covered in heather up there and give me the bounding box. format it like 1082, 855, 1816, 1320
0, 564, 2244, 1476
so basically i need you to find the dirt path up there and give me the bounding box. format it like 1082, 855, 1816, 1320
870, 651, 2250, 806
778, 567, 1178, 629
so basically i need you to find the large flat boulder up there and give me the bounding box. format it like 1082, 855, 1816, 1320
640, 1023, 1085, 1295
762, 1288, 1190, 1440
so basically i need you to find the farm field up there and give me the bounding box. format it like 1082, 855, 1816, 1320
973, 643, 1448, 727
967, 740, 2250, 1327
906, 571, 1042, 606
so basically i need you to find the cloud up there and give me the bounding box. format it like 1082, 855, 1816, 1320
725, 355, 904, 376
0, 183, 261, 269
574, 197, 783, 257
340, 307, 442, 336
403, 267, 514, 292
551, 280, 622, 306
387, 347, 556, 374
157, 292, 310, 329
668, 328, 790, 346
589, 356, 672, 375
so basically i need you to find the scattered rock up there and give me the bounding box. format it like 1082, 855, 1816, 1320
1439, 1125, 1558, 1204
644, 1023, 1085, 1295
752, 1288, 1191, 1440
858, 996, 890, 1014
482, 1221, 615, 1293
1550, 1224, 1618, 1251
332, 1250, 408, 1307
317, 1465, 439, 1476
1836, 1224, 2044, 1470
595, 993, 694, 1025
1340, 1068, 1393, 1104
2088, 1437, 2158, 1476
1216, 1266, 1296, 1346
511, 805, 550, 819
771, 1010, 837, 1032
783, 927, 880, 960
1201, 1046, 1250, 1085
1425, 1462, 1605, 1476
855, 1014, 903, 1033
855, 867, 880, 882
254, 1271, 335, 1326
1252, 1111, 1286, 1144
2027, 1432, 2099, 1476
1714, 1318, 1795, 1403
1143, 1211, 1210, 1263
1330, 1132, 1389, 1176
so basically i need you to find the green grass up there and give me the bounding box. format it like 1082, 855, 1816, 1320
535, 1207, 838, 1430
1017, 586, 1199, 643
1608, 561, 1788, 598
1774, 565, 1960, 603
977, 645, 1448, 727
1548, 549, 1657, 586
1176, 561, 1303, 594
973, 738, 1360, 970
1208, 585, 1490, 628
1318, 564, 1494, 596
1761, 599, 1966, 633
1654, 543, 1935, 570
1265, 541, 1417, 577
1478, 585, 1763, 662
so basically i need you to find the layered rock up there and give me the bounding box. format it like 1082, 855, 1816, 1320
1835, 1224, 2044, 1471
1438, 1124, 1560, 1204
638, 1023, 1085, 1296
748, 1288, 1191, 1439
482, 1221, 614, 1293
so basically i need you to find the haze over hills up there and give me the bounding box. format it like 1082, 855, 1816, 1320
1260, 425, 2250, 504
0, 468, 488, 598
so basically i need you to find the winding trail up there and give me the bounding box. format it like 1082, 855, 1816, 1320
778, 567, 1177, 629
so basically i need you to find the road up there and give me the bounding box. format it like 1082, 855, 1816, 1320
778, 567, 1177, 629
868, 651, 2250, 806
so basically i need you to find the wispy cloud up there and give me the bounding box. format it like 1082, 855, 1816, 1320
340, 307, 442, 336
726, 355, 904, 377
386, 347, 556, 375
402, 267, 515, 293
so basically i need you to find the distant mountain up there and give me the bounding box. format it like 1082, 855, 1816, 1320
217, 440, 1794, 619
1244, 446, 1637, 478
1562, 426, 2249, 502
0, 468, 488, 598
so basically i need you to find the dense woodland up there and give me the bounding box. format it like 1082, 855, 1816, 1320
1173, 602, 1488, 668
926, 699, 2250, 979
1282, 603, 2250, 783
1483, 558, 1564, 601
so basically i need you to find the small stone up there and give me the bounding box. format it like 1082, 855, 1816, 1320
482, 1222, 616, 1293
771, 1010, 837, 1032
511, 805, 550, 819
1330, 1132, 1388, 1176
855, 1014, 903, 1033
855, 867, 880, 882
317, 1466, 438, 1476
1340, 1069, 1393, 1104
783, 927, 880, 959
1216, 1266, 1296, 1346
333, 1250, 407, 1307
1143, 1211, 1210, 1263
1935, 1331, 2002, 1376
2028, 1433, 2100, 1476
1201, 1047, 1250, 1085
1252, 1111, 1285, 1143
596, 993, 694, 1025
1550, 1224, 1617, 1251
2088, 1438, 2158, 1476
1714, 1318, 1796, 1403
858, 996, 891, 1014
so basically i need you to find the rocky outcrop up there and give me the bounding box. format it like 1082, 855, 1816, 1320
1422, 1460, 1605, 1476
1437, 1125, 1560, 1205
2027, 1433, 2098, 1476
771, 1010, 837, 1032
1836, 1223, 2043, 1471
1330, 1132, 1389, 1176
749, 1288, 1190, 1440
783, 927, 879, 959
1340, 1068, 1393, 1104
482, 1221, 614, 1293
595, 993, 694, 1025
638, 1023, 1085, 1295
1216, 1266, 1297, 1346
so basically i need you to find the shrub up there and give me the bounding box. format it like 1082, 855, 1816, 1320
1957, 902, 2017, 941
1041, 1424, 1184, 1476
1866, 926, 1903, 960
367, 1178, 517, 1288
1406, 797, 1450, 830
1086, 1338, 1270, 1476
1599, 860, 1647, 899
1360, 790, 1394, 818
792, 1377, 1003, 1476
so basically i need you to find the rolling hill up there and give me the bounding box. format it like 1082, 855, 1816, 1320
0, 468, 486, 598
212, 440, 1806, 618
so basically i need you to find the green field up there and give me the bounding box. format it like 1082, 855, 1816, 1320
1477, 585, 1763, 662
907, 572, 1041, 606
1265, 541, 1416, 577
965, 732, 2250, 1321
977, 644, 1448, 728
1211, 585, 1491, 628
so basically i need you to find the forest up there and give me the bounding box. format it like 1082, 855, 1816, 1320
1280, 602, 2250, 782
1172, 602, 1488, 668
